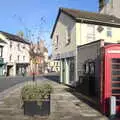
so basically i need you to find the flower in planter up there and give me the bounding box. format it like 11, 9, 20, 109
21, 83, 53, 102
21, 83, 53, 116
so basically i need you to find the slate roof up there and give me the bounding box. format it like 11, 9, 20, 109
51, 7, 120, 38
0, 31, 30, 44
60, 8, 120, 24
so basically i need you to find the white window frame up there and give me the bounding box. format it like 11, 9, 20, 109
87, 24, 95, 42
107, 27, 112, 37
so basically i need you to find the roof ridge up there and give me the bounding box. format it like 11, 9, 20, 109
0, 31, 30, 44
60, 7, 120, 19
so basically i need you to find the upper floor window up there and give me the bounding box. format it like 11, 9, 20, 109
55, 35, 59, 49
23, 56, 25, 61
18, 55, 20, 61
18, 43, 20, 50
87, 24, 95, 42
9, 55, 12, 61
107, 27, 112, 37
66, 26, 71, 45
23, 44, 25, 49
10, 41, 12, 48
0, 46, 3, 57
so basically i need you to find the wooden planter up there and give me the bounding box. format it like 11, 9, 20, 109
23, 97, 50, 116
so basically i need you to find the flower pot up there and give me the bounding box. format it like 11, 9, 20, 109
24, 98, 50, 116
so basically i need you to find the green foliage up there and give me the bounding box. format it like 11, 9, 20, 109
21, 83, 53, 101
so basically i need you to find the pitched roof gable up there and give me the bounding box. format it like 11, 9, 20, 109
51, 7, 120, 38
0, 31, 30, 44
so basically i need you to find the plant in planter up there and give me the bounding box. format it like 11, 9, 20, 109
21, 83, 53, 116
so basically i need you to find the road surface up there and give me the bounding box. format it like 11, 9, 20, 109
0, 72, 60, 92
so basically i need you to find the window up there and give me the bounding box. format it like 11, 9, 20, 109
18, 43, 20, 50
84, 63, 89, 74
89, 62, 95, 74
10, 41, 12, 48
83, 61, 95, 74
0, 46, 3, 57
18, 55, 20, 61
66, 26, 71, 45
23, 44, 25, 49
55, 35, 59, 49
9, 55, 12, 61
107, 27, 112, 37
23, 56, 25, 61
87, 24, 95, 42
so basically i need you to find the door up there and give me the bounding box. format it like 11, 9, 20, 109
69, 57, 75, 83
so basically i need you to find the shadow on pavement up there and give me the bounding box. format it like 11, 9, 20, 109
43, 72, 60, 83
65, 87, 100, 110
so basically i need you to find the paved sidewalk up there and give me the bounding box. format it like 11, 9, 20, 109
0, 79, 108, 120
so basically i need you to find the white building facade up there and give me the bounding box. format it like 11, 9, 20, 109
51, 7, 120, 86
0, 31, 30, 76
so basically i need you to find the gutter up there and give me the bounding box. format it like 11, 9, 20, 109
76, 17, 120, 27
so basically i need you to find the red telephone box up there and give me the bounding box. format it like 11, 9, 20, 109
101, 44, 120, 114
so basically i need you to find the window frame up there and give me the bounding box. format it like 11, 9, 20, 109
0, 46, 3, 57
10, 41, 12, 48
107, 27, 112, 37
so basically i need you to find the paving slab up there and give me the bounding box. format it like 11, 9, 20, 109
0, 79, 109, 120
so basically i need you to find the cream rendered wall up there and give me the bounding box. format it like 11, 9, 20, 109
6, 40, 30, 64
52, 12, 76, 57
76, 22, 120, 46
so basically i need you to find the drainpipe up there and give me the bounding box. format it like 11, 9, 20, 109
75, 19, 83, 87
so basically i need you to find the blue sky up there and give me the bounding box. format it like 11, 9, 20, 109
0, 0, 99, 54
